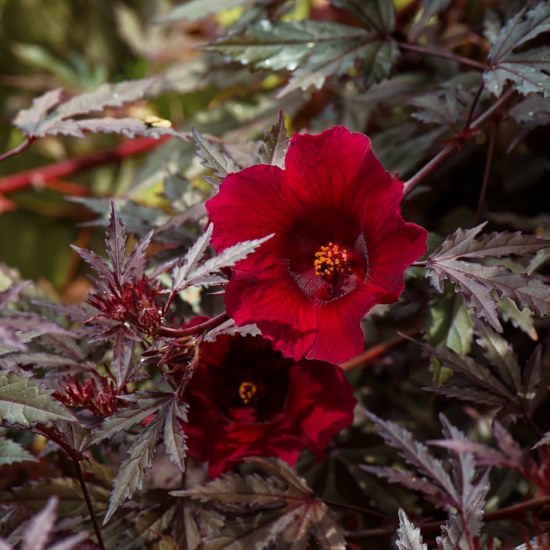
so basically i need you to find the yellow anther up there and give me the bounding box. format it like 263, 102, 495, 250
238, 381, 258, 405
313, 242, 351, 280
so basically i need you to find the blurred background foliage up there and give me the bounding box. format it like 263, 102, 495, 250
0, 0, 547, 299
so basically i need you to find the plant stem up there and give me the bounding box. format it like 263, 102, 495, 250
403, 87, 516, 198
339, 326, 421, 371
157, 312, 230, 338
73, 459, 106, 550
0, 138, 34, 163
346, 495, 550, 539
465, 82, 485, 130
323, 498, 386, 518
397, 42, 488, 71
475, 121, 496, 224
0, 136, 169, 195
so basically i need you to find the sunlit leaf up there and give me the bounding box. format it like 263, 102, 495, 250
0, 436, 36, 466
396, 509, 427, 550
0, 370, 75, 428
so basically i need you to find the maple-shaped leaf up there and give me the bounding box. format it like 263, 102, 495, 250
192, 129, 242, 186
364, 412, 489, 531
422, 334, 544, 420
171, 224, 273, 293
362, 411, 459, 509
256, 110, 288, 168
411, 86, 480, 132
73, 202, 153, 290
0, 370, 75, 429
431, 420, 523, 470
173, 457, 346, 550
396, 509, 427, 550
0, 283, 72, 352
94, 392, 188, 524
12, 77, 184, 139
202, 20, 398, 97
483, 3, 550, 97
426, 223, 550, 331
438, 416, 488, 537
331, 0, 395, 33
0, 436, 36, 466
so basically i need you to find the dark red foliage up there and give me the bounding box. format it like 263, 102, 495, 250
183, 333, 356, 478
206, 126, 427, 363
86, 276, 163, 335
53, 376, 122, 418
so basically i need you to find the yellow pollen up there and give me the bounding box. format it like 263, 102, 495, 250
314, 242, 351, 280
238, 381, 258, 405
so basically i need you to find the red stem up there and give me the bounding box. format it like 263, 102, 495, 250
0, 136, 170, 195
0, 138, 34, 163
403, 87, 516, 197
157, 312, 230, 338
398, 42, 488, 71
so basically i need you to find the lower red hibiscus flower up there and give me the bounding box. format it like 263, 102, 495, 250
206, 126, 427, 363
183, 333, 356, 478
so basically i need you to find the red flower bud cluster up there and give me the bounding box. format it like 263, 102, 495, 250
54, 376, 122, 418
87, 276, 162, 335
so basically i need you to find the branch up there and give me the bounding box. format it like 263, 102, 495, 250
403, 87, 516, 197
157, 312, 230, 338
339, 326, 421, 371
398, 42, 488, 71
346, 496, 550, 539
0, 138, 34, 163
0, 136, 170, 195
74, 459, 106, 550
475, 121, 497, 223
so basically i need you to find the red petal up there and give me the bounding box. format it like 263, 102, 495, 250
286, 360, 356, 455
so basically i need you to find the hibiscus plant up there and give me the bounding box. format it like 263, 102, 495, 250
0, 1, 549, 549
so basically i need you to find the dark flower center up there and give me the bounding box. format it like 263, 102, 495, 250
238, 380, 260, 404
314, 242, 351, 281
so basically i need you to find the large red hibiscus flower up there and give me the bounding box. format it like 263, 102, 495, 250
206, 126, 427, 363
184, 334, 355, 478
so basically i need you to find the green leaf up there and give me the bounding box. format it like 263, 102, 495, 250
0, 436, 36, 466
203, 20, 397, 96
497, 297, 537, 340
0, 370, 75, 428
157, 0, 254, 23
484, 3, 550, 97
427, 293, 474, 356
330, 0, 395, 32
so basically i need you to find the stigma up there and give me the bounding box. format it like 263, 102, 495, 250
314, 242, 351, 280
239, 381, 258, 405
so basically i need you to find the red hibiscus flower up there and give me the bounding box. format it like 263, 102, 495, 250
206, 126, 427, 363
184, 334, 356, 478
